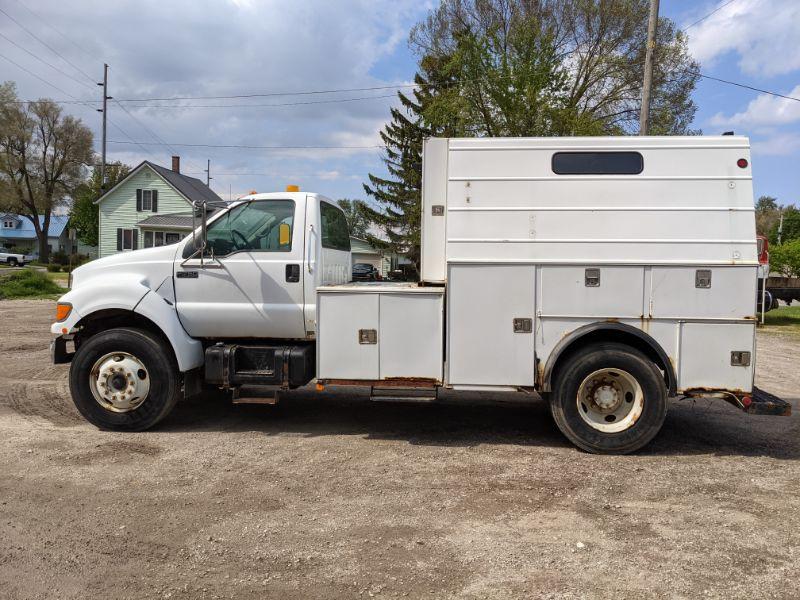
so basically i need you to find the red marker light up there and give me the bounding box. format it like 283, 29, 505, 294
737, 158, 748, 168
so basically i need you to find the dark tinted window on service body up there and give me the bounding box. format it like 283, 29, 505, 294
551, 152, 644, 175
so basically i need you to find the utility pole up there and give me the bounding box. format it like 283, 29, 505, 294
778, 211, 784, 245
96, 64, 111, 189
639, 0, 660, 135
204, 159, 212, 186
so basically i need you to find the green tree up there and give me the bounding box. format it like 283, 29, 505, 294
755, 195, 781, 238
362, 57, 460, 268
776, 207, 800, 244
336, 198, 372, 238
410, 0, 700, 135
0, 81, 93, 261
70, 162, 130, 247
770, 239, 800, 278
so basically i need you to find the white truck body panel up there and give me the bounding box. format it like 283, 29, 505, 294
417, 136, 757, 393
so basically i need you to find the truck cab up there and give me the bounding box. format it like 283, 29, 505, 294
174, 191, 350, 339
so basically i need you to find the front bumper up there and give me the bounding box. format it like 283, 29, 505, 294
50, 336, 74, 365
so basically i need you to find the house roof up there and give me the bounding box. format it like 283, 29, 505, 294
137, 209, 224, 230
350, 236, 382, 255
0, 213, 69, 240
95, 160, 224, 206
137, 213, 195, 230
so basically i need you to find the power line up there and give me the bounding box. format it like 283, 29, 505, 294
0, 50, 84, 100
12, 0, 97, 63
0, 5, 96, 85
109, 93, 398, 109
0, 30, 95, 91
111, 83, 419, 103
108, 140, 383, 150
699, 74, 800, 103
683, 0, 738, 30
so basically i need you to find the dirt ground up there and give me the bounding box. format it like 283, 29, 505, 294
1, 299, 798, 600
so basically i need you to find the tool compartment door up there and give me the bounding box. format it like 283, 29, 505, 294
447, 264, 535, 386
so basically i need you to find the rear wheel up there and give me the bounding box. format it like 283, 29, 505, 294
69, 327, 180, 431
8, 257, 18, 267
549, 343, 667, 454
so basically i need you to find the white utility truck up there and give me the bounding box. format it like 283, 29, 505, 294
51, 136, 790, 454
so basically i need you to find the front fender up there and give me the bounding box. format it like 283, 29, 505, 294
134, 279, 204, 372
51, 274, 204, 373
50, 272, 151, 335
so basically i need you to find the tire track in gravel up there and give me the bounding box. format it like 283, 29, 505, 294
1, 380, 82, 427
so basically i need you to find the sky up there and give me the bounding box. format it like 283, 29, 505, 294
0, 0, 797, 206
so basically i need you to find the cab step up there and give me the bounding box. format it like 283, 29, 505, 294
230, 385, 279, 405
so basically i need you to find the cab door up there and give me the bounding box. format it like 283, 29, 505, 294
174, 199, 306, 339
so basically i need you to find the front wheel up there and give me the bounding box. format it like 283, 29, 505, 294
69, 327, 181, 431
8, 257, 18, 267
549, 343, 667, 454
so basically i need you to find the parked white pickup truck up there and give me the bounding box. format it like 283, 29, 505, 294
50, 136, 790, 454
0, 249, 34, 266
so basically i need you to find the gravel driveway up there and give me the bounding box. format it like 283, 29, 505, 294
1, 299, 798, 599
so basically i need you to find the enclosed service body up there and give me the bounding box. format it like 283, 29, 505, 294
51, 136, 789, 453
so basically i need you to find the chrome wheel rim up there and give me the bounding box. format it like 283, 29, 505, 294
576, 368, 644, 433
89, 352, 150, 413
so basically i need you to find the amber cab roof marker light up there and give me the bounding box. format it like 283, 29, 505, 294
286, 184, 300, 192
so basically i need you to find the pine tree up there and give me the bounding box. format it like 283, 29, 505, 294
362, 57, 459, 271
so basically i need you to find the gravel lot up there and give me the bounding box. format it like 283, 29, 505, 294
1, 299, 798, 600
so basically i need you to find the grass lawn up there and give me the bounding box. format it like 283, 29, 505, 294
763, 305, 800, 334
0, 268, 64, 300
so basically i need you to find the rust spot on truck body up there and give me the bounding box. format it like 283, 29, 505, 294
318, 377, 439, 388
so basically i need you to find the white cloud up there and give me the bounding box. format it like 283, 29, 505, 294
0, 0, 427, 200
709, 85, 800, 128
687, 0, 800, 77
751, 132, 800, 156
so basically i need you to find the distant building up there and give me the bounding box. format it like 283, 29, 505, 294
94, 156, 222, 258
0, 212, 76, 255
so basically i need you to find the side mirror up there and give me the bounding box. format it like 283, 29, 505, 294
279, 222, 291, 246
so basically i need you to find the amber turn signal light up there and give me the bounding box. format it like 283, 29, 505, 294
55, 302, 72, 322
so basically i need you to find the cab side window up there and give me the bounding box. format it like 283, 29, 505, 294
183, 200, 295, 258
320, 202, 351, 251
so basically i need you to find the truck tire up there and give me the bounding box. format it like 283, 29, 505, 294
549, 343, 667, 454
8, 257, 18, 267
69, 327, 181, 431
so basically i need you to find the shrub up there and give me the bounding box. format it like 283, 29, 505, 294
770, 240, 800, 278
46, 264, 62, 273
50, 250, 69, 266
0, 269, 63, 299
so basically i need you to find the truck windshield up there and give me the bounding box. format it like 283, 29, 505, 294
184, 200, 295, 258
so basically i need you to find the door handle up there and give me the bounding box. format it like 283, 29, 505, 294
286, 264, 300, 282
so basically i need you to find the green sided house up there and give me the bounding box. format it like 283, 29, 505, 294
95, 156, 223, 258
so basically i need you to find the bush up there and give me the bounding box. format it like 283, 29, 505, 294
50, 250, 69, 266
46, 264, 61, 273
0, 269, 63, 299
771, 240, 800, 278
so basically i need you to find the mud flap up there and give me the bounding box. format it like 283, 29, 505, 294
746, 387, 792, 416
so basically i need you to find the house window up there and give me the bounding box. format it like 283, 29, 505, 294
551, 152, 644, 175
3, 220, 15, 228
165, 232, 181, 244
136, 189, 158, 212
143, 230, 184, 248
117, 228, 138, 251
